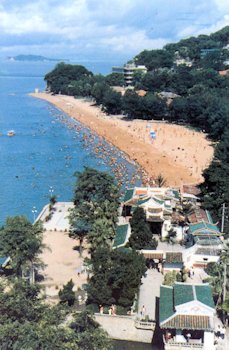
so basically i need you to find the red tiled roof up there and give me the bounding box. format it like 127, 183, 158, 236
188, 209, 209, 224
182, 185, 200, 196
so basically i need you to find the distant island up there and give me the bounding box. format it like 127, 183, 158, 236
7, 54, 68, 62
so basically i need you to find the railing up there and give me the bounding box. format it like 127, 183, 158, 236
164, 341, 204, 350
134, 320, 156, 330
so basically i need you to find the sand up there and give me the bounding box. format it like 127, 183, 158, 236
31, 92, 214, 187
40, 230, 88, 299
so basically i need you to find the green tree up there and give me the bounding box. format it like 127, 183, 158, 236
105, 72, 125, 86
88, 217, 115, 252
155, 174, 167, 187
122, 90, 143, 119
45, 62, 92, 94
70, 311, 112, 350
102, 88, 122, 114
135, 49, 174, 70
69, 168, 119, 255
129, 207, 158, 250
91, 82, 109, 105
59, 279, 75, 306
163, 271, 182, 286
0, 279, 111, 350
87, 247, 146, 307
0, 216, 43, 277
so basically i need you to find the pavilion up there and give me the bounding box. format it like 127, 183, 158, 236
159, 282, 215, 350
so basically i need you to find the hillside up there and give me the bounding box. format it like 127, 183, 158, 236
134, 26, 229, 70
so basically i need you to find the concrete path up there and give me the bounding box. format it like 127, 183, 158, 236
214, 316, 229, 350
37, 202, 74, 231
138, 269, 164, 321
186, 267, 209, 284
95, 314, 153, 343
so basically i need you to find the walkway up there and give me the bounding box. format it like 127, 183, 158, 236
95, 314, 153, 343
138, 269, 164, 321
37, 202, 74, 231
186, 267, 209, 284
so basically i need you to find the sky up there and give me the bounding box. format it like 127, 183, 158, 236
0, 0, 228, 63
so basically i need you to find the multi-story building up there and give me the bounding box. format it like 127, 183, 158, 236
112, 63, 147, 86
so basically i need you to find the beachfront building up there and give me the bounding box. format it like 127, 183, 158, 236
182, 218, 223, 268
123, 187, 180, 212
122, 187, 182, 239
112, 63, 147, 86
160, 282, 216, 350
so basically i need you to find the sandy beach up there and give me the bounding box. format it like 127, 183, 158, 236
40, 230, 88, 300
31, 92, 214, 186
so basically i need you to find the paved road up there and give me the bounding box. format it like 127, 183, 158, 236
138, 269, 164, 321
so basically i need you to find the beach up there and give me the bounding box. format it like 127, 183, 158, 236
31, 92, 214, 187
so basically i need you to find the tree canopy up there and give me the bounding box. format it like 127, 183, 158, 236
0, 279, 112, 350
0, 216, 43, 276
129, 207, 158, 250
87, 247, 146, 307
69, 167, 119, 253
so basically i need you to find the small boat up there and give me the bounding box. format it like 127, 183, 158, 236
7, 130, 16, 136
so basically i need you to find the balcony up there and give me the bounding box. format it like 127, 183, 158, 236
164, 338, 204, 350
165, 344, 203, 350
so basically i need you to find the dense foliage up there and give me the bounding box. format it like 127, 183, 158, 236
69, 167, 119, 253
69, 168, 146, 310
59, 279, 76, 306
0, 279, 112, 350
45, 62, 93, 94
129, 207, 158, 250
137, 26, 229, 69
87, 247, 146, 308
0, 216, 43, 276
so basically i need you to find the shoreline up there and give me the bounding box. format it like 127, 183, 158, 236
30, 92, 214, 187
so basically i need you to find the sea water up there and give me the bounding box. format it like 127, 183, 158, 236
0, 60, 141, 225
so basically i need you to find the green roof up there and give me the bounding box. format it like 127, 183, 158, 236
123, 189, 134, 203
159, 286, 174, 323
189, 222, 220, 235
194, 235, 222, 246
137, 197, 151, 205
160, 283, 215, 328
173, 190, 180, 200
206, 210, 214, 224
113, 224, 129, 248
164, 262, 183, 269
165, 189, 180, 200
153, 197, 164, 205
0, 256, 10, 267
195, 285, 215, 308
138, 196, 164, 206
174, 283, 194, 306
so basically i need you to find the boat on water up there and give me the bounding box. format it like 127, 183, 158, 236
7, 130, 16, 136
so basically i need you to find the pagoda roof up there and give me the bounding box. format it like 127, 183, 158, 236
123, 188, 134, 203
160, 283, 215, 330
189, 222, 220, 236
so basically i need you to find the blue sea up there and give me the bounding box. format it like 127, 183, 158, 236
0, 60, 141, 225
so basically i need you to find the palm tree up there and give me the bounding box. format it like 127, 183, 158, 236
155, 174, 167, 187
